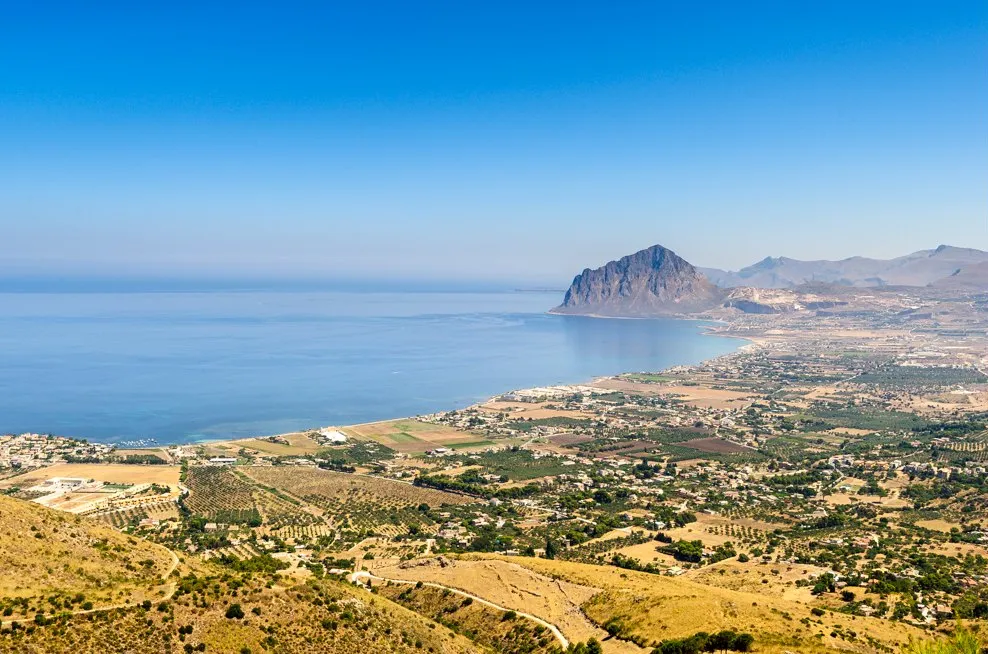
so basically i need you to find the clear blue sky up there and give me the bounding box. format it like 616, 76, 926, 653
1, 1, 986, 285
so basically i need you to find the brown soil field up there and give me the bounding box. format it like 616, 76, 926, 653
826, 427, 875, 436
673, 458, 710, 468
0, 463, 181, 488
824, 492, 904, 507
114, 448, 171, 461
345, 419, 492, 454
548, 433, 594, 447
479, 401, 593, 420
680, 437, 749, 454
926, 541, 988, 558
230, 432, 323, 456
435, 464, 482, 477
592, 380, 754, 409
612, 541, 677, 566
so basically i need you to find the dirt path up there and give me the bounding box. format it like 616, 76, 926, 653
1, 547, 181, 629
350, 569, 570, 649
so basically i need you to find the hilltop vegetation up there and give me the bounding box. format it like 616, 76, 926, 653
1, 570, 480, 654
0, 494, 174, 613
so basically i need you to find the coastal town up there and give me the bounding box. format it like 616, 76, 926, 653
4, 289, 988, 653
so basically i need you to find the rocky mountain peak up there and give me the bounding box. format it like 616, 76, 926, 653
551, 244, 722, 317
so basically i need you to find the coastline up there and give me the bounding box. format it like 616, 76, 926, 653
191, 315, 752, 448
8, 312, 751, 449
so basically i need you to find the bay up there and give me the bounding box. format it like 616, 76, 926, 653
0, 289, 743, 443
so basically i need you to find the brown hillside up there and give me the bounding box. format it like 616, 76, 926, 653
0, 494, 175, 610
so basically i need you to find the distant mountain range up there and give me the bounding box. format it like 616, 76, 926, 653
554, 244, 988, 317
698, 245, 988, 289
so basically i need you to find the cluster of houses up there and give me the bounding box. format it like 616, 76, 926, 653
0, 433, 114, 469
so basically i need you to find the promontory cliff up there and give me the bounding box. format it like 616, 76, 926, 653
551, 244, 722, 317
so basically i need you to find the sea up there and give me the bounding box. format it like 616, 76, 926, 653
0, 284, 744, 444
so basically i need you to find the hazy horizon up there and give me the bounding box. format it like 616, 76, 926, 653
2, 2, 986, 283
0, 240, 985, 292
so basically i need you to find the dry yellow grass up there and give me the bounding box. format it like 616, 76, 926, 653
915, 519, 962, 533
1, 568, 481, 654
0, 494, 175, 610
230, 432, 323, 456
498, 555, 925, 654
0, 463, 181, 488
686, 561, 830, 603
369, 556, 641, 653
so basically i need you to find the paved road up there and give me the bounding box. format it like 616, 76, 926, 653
349, 569, 569, 649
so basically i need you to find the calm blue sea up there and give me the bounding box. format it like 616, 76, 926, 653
0, 288, 743, 444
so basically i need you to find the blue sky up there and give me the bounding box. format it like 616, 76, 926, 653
1, 1, 986, 284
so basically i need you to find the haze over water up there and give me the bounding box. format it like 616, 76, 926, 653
0, 287, 743, 444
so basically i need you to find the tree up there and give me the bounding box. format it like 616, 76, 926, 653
731, 633, 754, 652
707, 630, 736, 652
586, 638, 603, 654
225, 603, 245, 619
544, 537, 559, 560
812, 572, 837, 595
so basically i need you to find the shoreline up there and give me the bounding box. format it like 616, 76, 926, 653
194, 316, 752, 448
8, 313, 752, 450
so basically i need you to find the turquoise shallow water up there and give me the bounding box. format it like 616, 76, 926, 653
0, 289, 742, 443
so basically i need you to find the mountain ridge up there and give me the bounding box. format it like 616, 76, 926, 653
699, 244, 988, 289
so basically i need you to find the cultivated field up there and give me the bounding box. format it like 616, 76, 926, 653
184, 467, 259, 521
679, 437, 750, 454
0, 463, 181, 488
345, 419, 493, 455
243, 466, 474, 538
230, 432, 323, 457
593, 379, 755, 409
478, 400, 594, 420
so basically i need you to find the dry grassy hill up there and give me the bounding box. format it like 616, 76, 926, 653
507, 556, 926, 654
0, 573, 482, 654
0, 493, 175, 613
0, 494, 485, 653
371, 554, 930, 654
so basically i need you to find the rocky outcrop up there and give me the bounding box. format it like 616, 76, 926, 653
551, 245, 722, 317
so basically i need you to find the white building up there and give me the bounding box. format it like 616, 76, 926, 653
318, 429, 348, 444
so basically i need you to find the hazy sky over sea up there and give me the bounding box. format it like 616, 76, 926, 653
1, 1, 986, 284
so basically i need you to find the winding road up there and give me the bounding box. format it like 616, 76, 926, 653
349, 569, 570, 649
